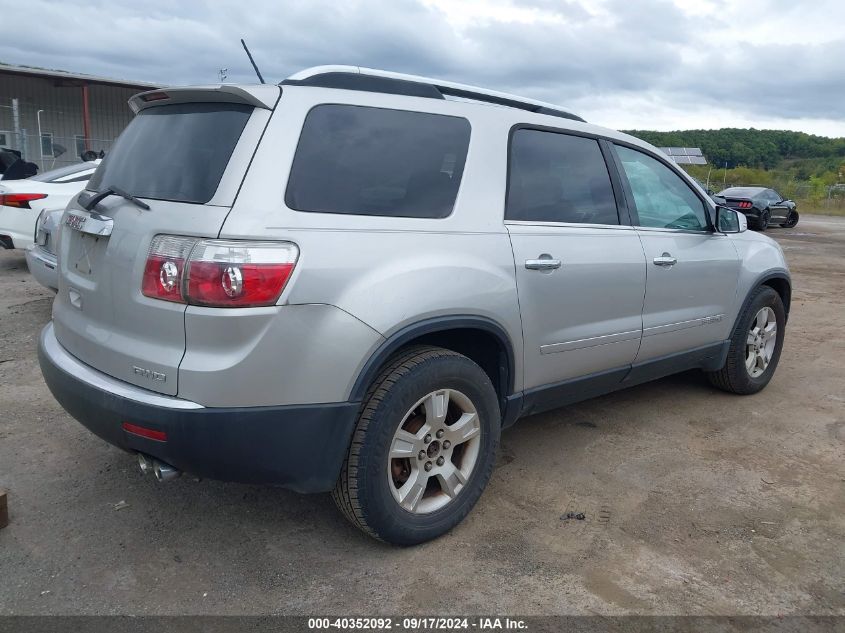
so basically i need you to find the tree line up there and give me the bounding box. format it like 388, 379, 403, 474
624, 128, 845, 178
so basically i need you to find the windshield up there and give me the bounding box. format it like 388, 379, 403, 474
87, 102, 252, 204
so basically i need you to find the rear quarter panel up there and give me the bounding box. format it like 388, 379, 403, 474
219, 86, 525, 395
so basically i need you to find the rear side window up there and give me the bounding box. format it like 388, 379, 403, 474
285, 105, 470, 218
506, 128, 619, 224
88, 103, 252, 204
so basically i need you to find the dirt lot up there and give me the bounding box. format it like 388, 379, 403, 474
0, 217, 842, 616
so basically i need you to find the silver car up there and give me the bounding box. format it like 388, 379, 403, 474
38, 67, 791, 545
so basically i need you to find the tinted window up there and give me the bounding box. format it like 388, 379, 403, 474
88, 103, 252, 204
286, 105, 470, 218
506, 129, 618, 224
616, 145, 708, 230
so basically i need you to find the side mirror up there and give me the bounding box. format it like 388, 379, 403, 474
715, 205, 747, 233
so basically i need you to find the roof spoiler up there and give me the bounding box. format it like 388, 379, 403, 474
129, 85, 281, 114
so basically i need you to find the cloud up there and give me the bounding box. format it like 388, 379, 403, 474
1, 0, 843, 135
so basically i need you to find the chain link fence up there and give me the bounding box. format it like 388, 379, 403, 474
1, 131, 115, 173
1, 94, 133, 174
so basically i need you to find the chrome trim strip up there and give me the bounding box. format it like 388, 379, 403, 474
505, 220, 634, 231
40, 323, 204, 410
643, 314, 724, 337
540, 329, 641, 354
634, 226, 712, 235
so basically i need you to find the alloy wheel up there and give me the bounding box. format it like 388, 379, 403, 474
746, 307, 777, 378
387, 389, 481, 514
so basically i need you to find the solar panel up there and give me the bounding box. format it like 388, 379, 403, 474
659, 147, 708, 165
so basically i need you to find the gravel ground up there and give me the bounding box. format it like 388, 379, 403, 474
0, 216, 843, 615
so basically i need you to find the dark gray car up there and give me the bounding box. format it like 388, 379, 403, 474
715, 186, 799, 230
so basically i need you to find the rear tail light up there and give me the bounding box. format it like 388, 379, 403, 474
142, 236, 298, 308
142, 235, 196, 303
738, 201, 753, 209
185, 241, 297, 307
0, 193, 47, 209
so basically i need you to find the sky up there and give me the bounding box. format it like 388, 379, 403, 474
2, 0, 843, 136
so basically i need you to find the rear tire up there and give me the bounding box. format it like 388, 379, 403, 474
706, 286, 785, 395
756, 209, 771, 231
332, 345, 500, 545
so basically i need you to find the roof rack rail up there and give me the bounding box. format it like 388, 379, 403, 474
281, 66, 585, 123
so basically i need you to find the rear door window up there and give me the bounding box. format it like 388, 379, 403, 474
87, 103, 252, 204
285, 105, 470, 218
506, 128, 619, 225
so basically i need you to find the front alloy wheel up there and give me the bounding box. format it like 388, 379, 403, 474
745, 307, 777, 378
707, 285, 785, 394
781, 211, 799, 228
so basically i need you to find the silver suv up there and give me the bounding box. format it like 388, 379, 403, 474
38, 67, 790, 545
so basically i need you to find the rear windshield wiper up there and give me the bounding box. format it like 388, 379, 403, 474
80, 186, 150, 211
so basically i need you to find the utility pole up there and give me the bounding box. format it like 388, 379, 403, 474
11, 98, 22, 156
37, 109, 45, 170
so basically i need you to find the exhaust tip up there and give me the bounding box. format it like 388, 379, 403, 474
138, 453, 154, 476
152, 459, 181, 482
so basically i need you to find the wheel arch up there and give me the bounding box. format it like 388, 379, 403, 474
349, 315, 517, 421
757, 272, 791, 320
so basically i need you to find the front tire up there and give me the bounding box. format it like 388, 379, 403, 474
333, 346, 500, 545
781, 210, 799, 228
706, 286, 785, 395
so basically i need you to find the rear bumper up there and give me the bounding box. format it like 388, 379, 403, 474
0, 204, 37, 250
25, 246, 58, 290
38, 323, 359, 492
738, 208, 762, 219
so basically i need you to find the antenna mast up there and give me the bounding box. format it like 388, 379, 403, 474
240, 39, 265, 84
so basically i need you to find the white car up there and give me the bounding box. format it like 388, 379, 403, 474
0, 160, 99, 251
25, 206, 64, 291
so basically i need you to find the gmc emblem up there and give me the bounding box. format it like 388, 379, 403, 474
65, 214, 87, 231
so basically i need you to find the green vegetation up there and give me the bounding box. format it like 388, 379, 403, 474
623, 128, 845, 215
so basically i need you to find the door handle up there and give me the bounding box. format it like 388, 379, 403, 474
653, 252, 677, 267
525, 256, 561, 271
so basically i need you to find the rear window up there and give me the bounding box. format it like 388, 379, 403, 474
285, 105, 470, 218
719, 187, 763, 197
87, 102, 252, 204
